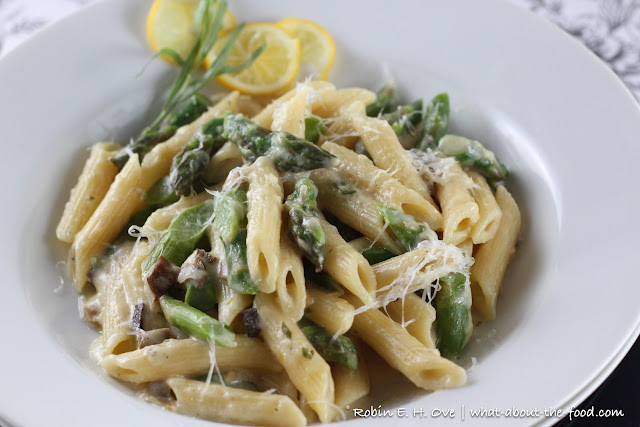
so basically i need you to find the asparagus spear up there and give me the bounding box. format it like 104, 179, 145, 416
437, 134, 508, 181
159, 295, 235, 347
303, 260, 344, 294
143, 199, 214, 278
111, 93, 210, 169
434, 272, 472, 359
179, 249, 217, 312
366, 85, 397, 117
304, 116, 326, 143
111, 0, 265, 169
377, 205, 437, 252
222, 113, 335, 172
169, 117, 226, 196
213, 183, 259, 294
359, 247, 396, 265
285, 177, 326, 269
167, 93, 212, 127
144, 176, 181, 206
381, 99, 424, 149
298, 318, 359, 370
185, 283, 217, 313
417, 92, 450, 151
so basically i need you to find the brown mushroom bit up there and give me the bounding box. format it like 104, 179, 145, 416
242, 307, 261, 338
146, 256, 181, 298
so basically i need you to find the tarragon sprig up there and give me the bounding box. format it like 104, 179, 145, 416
111, 0, 265, 169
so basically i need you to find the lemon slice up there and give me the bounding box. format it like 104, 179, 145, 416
206, 23, 300, 95
147, 0, 235, 62
277, 18, 335, 80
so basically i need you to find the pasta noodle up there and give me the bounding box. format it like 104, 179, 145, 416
438, 162, 480, 245
101, 336, 282, 383
255, 294, 338, 423
346, 295, 466, 390
470, 185, 521, 320
56, 142, 120, 243
321, 141, 443, 231
69, 154, 145, 291
165, 377, 307, 426
246, 157, 283, 293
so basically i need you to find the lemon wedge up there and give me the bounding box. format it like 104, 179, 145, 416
206, 23, 300, 95
277, 18, 335, 80
147, 0, 235, 62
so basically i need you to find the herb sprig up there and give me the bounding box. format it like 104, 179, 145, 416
111, 0, 265, 169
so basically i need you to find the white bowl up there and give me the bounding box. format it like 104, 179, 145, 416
1, 0, 639, 426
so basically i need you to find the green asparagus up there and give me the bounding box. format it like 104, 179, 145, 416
214, 184, 259, 294
222, 113, 335, 172
417, 93, 450, 151
377, 205, 437, 252
304, 116, 326, 143
366, 85, 397, 117
159, 295, 235, 346
303, 260, 344, 294
437, 134, 508, 181
169, 117, 226, 195
110, 0, 265, 169
381, 99, 424, 148
111, 92, 211, 170
434, 272, 472, 359
359, 247, 396, 265
180, 249, 217, 312
143, 199, 214, 278
298, 318, 359, 370
144, 176, 181, 206
185, 285, 216, 312
285, 177, 325, 269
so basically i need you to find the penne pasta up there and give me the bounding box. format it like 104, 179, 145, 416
321, 141, 443, 231
470, 185, 521, 321
253, 81, 335, 129
351, 115, 434, 204
255, 294, 338, 424
346, 295, 466, 390
386, 293, 437, 349
306, 287, 355, 335
271, 85, 308, 137
56, 142, 121, 243
437, 162, 480, 245
69, 154, 145, 291
274, 229, 307, 321
319, 101, 365, 149
468, 171, 502, 244
165, 377, 307, 426
246, 157, 283, 293
311, 88, 376, 118
321, 217, 376, 305
101, 336, 282, 383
